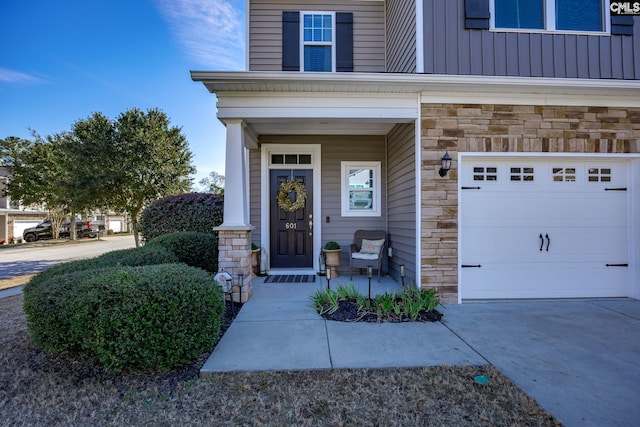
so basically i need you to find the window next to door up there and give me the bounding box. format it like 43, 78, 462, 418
341, 161, 381, 217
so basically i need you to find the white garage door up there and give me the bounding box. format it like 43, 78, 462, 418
13, 220, 41, 240
109, 220, 123, 233
460, 158, 629, 300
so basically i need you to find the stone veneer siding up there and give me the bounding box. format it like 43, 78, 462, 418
421, 104, 640, 303
216, 228, 254, 303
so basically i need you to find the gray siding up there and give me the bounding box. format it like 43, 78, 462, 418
386, 123, 417, 284
249, 0, 386, 72
386, 0, 416, 73
257, 135, 387, 273
423, 0, 640, 79
249, 149, 262, 248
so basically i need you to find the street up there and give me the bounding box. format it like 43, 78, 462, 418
0, 235, 136, 279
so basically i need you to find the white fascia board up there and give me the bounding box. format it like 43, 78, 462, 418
216, 92, 419, 120
192, 71, 640, 108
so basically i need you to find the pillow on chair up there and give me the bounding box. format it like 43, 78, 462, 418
359, 239, 385, 254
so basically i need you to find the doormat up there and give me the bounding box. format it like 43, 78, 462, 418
263, 275, 316, 284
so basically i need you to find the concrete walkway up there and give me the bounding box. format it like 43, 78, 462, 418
202, 275, 640, 427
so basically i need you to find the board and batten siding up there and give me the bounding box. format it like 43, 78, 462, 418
423, 0, 640, 79
386, 123, 417, 283
386, 0, 416, 73
258, 135, 387, 273
249, 0, 386, 73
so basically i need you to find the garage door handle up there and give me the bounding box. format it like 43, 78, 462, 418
539, 234, 544, 251
545, 233, 550, 252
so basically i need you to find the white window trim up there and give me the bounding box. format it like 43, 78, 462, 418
341, 161, 381, 217
300, 11, 336, 72
489, 0, 611, 35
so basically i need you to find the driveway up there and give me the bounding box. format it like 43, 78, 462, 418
0, 235, 136, 280
443, 300, 640, 427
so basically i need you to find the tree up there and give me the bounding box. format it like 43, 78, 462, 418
199, 171, 225, 194
101, 108, 195, 247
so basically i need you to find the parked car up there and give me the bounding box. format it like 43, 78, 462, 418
23, 220, 97, 242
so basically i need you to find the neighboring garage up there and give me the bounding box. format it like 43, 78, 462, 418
109, 219, 123, 233
460, 156, 631, 300
12, 220, 41, 241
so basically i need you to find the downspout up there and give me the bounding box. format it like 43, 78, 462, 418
415, 0, 424, 73
414, 93, 422, 289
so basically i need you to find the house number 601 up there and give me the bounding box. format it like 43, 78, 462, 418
285, 222, 297, 230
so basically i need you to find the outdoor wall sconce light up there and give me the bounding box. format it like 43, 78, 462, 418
439, 151, 452, 177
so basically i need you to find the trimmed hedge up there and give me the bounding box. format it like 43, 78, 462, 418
23, 264, 224, 373
138, 192, 223, 241
26, 245, 179, 290
146, 231, 218, 273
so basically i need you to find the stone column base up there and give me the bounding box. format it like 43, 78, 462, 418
215, 226, 254, 303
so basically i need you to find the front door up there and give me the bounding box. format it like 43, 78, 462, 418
270, 169, 313, 268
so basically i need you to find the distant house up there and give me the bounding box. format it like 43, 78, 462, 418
0, 166, 130, 243
192, 0, 640, 303
0, 166, 48, 243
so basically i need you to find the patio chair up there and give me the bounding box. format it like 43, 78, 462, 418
349, 230, 386, 282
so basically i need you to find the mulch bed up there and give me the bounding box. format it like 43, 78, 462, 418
321, 299, 444, 323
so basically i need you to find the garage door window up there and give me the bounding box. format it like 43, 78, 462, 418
552, 167, 576, 182
473, 166, 498, 181
510, 167, 534, 182
588, 168, 611, 182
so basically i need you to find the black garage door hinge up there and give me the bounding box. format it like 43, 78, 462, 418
461, 186, 481, 190
604, 188, 627, 191
461, 264, 482, 268
605, 263, 628, 267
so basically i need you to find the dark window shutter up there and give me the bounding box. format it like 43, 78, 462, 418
611, 16, 634, 36
336, 12, 353, 72
282, 12, 300, 71
465, 0, 490, 29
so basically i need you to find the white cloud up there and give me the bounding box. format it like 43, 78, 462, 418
155, 0, 245, 70
0, 67, 47, 84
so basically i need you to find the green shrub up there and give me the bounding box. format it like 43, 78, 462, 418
324, 241, 341, 250
138, 192, 223, 241
27, 245, 179, 290
23, 264, 224, 373
146, 231, 218, 273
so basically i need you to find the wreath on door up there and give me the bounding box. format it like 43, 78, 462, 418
277, 180, 307, 212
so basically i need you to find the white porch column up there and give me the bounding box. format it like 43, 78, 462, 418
214, 119, 254, 302
222, 119, 250, 227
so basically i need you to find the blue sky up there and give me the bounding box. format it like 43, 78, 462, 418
0, 0, 245, 187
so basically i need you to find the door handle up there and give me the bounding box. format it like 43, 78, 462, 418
545, 233, 550, 252
539, 233, 544, 251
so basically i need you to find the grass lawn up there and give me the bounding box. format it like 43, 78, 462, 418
0, 294, 561, 426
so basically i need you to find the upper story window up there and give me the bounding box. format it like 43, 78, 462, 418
492, 0, 607, 33
282, 11, 353, 72
302, 12, 335, 72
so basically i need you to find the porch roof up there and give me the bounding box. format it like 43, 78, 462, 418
191, 71, 640, 105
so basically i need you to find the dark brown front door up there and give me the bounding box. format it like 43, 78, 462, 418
270, 169, 313, 268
